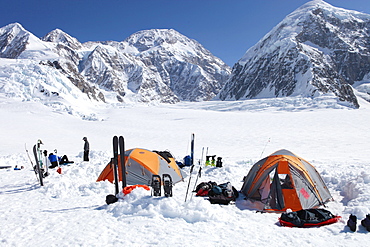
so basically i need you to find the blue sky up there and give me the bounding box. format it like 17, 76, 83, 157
1, 0, 370, 66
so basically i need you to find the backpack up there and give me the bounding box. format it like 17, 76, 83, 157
183, 155, 192, 166
195, 181, 217, 196
208, 182, 239, 205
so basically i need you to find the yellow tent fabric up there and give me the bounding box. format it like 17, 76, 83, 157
97, 148, 183, 185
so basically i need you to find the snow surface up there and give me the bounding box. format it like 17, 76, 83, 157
1, 94, 370, 246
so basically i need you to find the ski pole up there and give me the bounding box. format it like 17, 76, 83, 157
190, 162, 202, 201
192, 147, 204, 192
184, 164, 194, 202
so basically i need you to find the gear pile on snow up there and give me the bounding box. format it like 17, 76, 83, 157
194, 181, 239, 205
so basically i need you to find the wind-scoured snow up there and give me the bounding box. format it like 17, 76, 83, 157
0, 94, 369, 246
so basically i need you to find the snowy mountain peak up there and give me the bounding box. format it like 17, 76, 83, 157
79, 28, 231, 102
299, 0, 333, 9
42, 28, 82, 50
123, 29, 186, 52
0, 22, 31, 58
1, 22, 27, 35
0, 22, 57, 60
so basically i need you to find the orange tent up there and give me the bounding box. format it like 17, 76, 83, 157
97, 148, 183, 185
241, 149, 332, 212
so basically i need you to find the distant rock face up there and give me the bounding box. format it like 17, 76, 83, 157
218, 0, 370, 108
122, 29, 231, 101
0, 23, 231, 104
80, 29, 231, 103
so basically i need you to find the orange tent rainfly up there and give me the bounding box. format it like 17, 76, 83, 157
240, 149, 332, 212
97, 148, 184, 186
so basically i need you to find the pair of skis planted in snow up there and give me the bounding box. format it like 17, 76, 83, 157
151, 174, 173, 197
112, 136, 126, 193
106, 136, 126, 204
29, 140, 48, 186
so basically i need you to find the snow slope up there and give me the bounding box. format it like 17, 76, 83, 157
0, 96, 369, 246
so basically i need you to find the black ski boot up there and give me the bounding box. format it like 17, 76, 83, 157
216, 157, 223, 167
361, 214, 370, 232
106, 194, 118, 205
163, 174, 173, 197
347, 214, 357, 232
151, 175, 161, 196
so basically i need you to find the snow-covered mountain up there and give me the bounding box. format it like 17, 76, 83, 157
120, 29, 231, 101
218, 0, 370, 108
0, 23, 231, 106
79, 29, 231, 103
0, 23, 105, 108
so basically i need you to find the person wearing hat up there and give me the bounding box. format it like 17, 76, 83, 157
83, 137, 89, 161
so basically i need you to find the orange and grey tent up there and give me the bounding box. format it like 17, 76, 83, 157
241, 149, 332, 212
97, 148, 184, 185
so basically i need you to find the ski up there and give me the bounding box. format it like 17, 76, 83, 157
119, 136, 126, 189
113, 136, 119, 195
162, 174, 173, 197
190, 133, 194, 167
37, 139, 49, 177
105, 135, 124, 205
151, 175, 161, 196
33, 144, 44, 186
185, 133, 195, 202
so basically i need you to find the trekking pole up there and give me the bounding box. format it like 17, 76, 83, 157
192, 147, 204, 192
260, 138, 270, 158
25, 144, 39, 182
184, 164, 194, 202
190, 162, 202, 201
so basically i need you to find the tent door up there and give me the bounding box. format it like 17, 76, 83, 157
266, 169, 285, 210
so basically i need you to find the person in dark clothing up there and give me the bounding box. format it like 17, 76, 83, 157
83, 137, 89, 161
48, 153, 59, 168
48, 153, 73, 168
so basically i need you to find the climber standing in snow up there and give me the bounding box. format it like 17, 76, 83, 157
83, 137, 89, 161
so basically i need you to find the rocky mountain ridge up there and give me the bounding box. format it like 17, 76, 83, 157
0, 23, 231, 104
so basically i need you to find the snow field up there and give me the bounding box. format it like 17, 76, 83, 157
0, 97, 369, 246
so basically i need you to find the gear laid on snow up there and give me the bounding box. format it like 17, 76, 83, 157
347, 214, 357, 232
151, 175, 161, 196
361, 214, 370, 232
163, 174, 173, 197
279, 209, 341, 228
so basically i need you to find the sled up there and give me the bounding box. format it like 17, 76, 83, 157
279, 208, 341, 228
